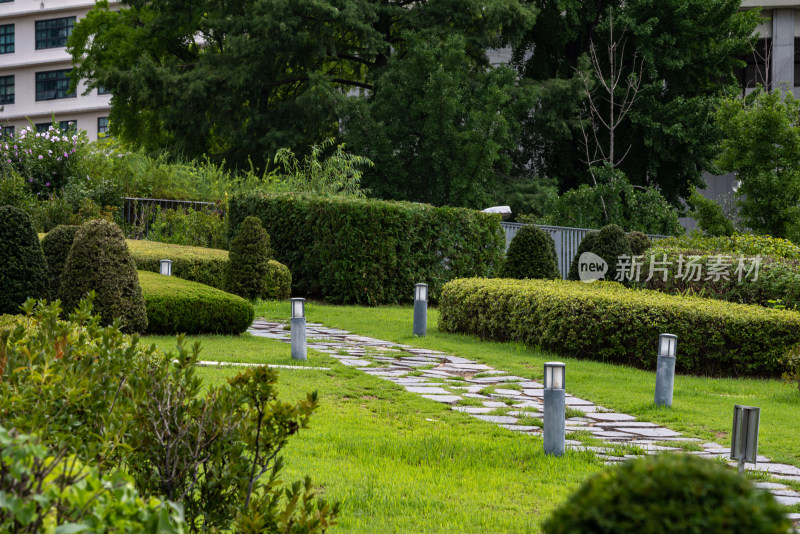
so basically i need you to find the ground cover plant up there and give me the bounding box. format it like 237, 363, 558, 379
253, 300, 800, 469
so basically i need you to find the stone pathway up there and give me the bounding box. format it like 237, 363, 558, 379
248, 319, 800, 523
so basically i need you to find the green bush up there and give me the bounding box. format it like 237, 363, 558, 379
58, 220, 148, 333
226, 216, 274, 299
40, 224, 79, 299
138, 270, 254, 335
687, 187, 736, 237
627, 231, 651, 256
543, 454, 789, 534
499, 225, 560, 279
439, 277, 800, 377
227, 192, 504, 304
0, 172, 36, 213
658, 233, 800, 260
127, 239, 291, 298
144, 205, 227, 250
567, 224, 632, 282
0, 205, 48, 315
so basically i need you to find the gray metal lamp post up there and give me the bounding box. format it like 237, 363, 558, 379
290, 298, 307, 361
413, 283, 428, 337
543, 362, 566, 456
159, 259, 172, 276
731, 405, 760, 475
654, 333, 677, 407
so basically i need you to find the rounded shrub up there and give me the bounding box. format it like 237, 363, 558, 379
568, 224, 632, 282
627, 231, 651, 256
263, 260, 292, 300
58, 220, 148, 333
225, 216, 274, 300
0, 205, 48, 314
41, 225, 80, 299
138, 271, 254, 335
543, 454, 790, 534
499, 225, 560, 279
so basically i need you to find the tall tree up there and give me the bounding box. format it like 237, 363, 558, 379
512, 0, 760, 203
68, 0, 537, 171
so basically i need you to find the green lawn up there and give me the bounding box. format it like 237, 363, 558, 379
144, 332, 601, 534
252, 300, 800, 469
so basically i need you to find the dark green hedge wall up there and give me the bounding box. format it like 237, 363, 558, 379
227, 192, 504, 305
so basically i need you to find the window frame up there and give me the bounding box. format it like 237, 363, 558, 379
0, 74, 14, 105
35, 69, 75, 101
0, 23, 14, 54
35, 16, 76, 50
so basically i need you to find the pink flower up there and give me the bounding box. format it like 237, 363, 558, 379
38, 155, 43, 160
45, 182, 50, 187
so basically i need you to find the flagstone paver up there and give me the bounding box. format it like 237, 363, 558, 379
247, 319, 800, 525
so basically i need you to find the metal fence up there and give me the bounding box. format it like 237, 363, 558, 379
500, 222, 668, 279
122, 197, 222, 227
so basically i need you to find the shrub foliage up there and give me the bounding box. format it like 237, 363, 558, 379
138, 270, 255, 335
499, 225, 560, 279
0, 205, 48, 314
226, 216, 274, 300
543, 454, 789, 534
227, 192, 504, 304
567, 224, 632, 282
439, 277, 800, 377
40, 224, 80, 299
58, 220, 148, 333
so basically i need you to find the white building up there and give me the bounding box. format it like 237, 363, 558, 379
0, 0, 116, 140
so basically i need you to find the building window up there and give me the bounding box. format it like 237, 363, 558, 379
35, 121, 77, 134
737, 38, 771, 91
0, 75, 13, 105
98, 86, 110, 95
0, 125, 14, 139
0, 24, 13, 54
35, 69, 74, 101
97, 117, 110, 137
35, 17, 76, 50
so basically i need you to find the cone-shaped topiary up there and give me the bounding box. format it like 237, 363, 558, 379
543, 454, 790, 534
225, 216, 274, 300
568, 224, 632, 282
41, 225, 80, 300
628, 231, 651, 256
499, 225, 560, 279
58, 220, 147, 333
0, 205, 48, 314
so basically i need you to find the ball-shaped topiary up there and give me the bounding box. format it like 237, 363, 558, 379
0, 205, 48, 314
543, 454, 790, 534
567, 224, 632, 282
628, 231, 651, 256
225, 216, 274, 300
41, 225, 80, 300
499, 225, 560, 279
58, 220, 147, 333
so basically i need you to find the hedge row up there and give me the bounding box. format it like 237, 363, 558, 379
127, 240, 291, 299
439, 278, 800, 377
138, 271, 254, 335
227, 192, 504, 304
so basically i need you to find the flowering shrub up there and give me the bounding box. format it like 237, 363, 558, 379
0, 123, 88, 197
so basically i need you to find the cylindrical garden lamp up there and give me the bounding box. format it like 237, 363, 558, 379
159, 259, 172, 276
543, 361, 566, 456
413, 283, 428, 337
290, 298, 307, 361
654, 333, 677, 407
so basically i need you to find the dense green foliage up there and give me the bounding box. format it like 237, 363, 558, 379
513, 0, 759, 202
567, 224, 632, 282
686, 187, 736, 237
439, 277, 800, 377
226, 217, 273, 300
716, 89, 800, 240
58, 220, 148, 333
659, 233, 800, 260
627, 231, 651, 256
0, 206, 48, 315
543, 454, 789, 534
138, 271, 254, 335
40, 224, 80, 299
228, 192, 504, 305
0, 298, 338, 532
499, 225, 560, 280
146, 206, 227, 250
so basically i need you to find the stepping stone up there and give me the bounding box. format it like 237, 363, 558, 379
470, 415, 519, 424
773, 495, 800, 506
771, 490, 800, 497
500, 425, 542, 432
585, 412, 637, 422
452, 406, 493, 414
592, 431, 636, 439
517, 382, 543, 388
444, 356, 479, 365
755, 482, 787, 490
361, 369, 408, 377
468, 375, 527, 383
463, 393, 491, 399
508, 411, 541, 417
440, 363, 493, 371
339, 359, 372, 366
421, 395, 462, 404
568, 405, 602, 413
405, 386, 451, 395
751, 463, 800, 476
614, 427, 681, 438
493, 388, 526, 396
390, 378, 435, 385
482, 401, 508, 408
522, 389, 545, 397
512, 400, 542, 409
422, 370, 457, 378
564, 397, 595, 406
449, 385, 485, 394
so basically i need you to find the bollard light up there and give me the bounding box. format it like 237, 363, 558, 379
290, 298, 307, 361
543, 362, 566, 456
654, 333, 677, 407
291, 298, 305, 319
413, 283, 428, 337
159, 259, 172, 276
731, 405, 760, 475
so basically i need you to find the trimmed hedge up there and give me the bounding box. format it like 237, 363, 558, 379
227, 192, 504, 304
138, 271, 254, 335
0, 206, 48, 315
567, 224, 632, 282
126, 240, 291, 299
439, 277, 800, 377
41, 225, 80, 299
226, 216, 274, 299
499, 225, 560, 280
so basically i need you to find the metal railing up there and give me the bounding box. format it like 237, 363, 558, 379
122, 197, 222, 227
500, 222, 669, 279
